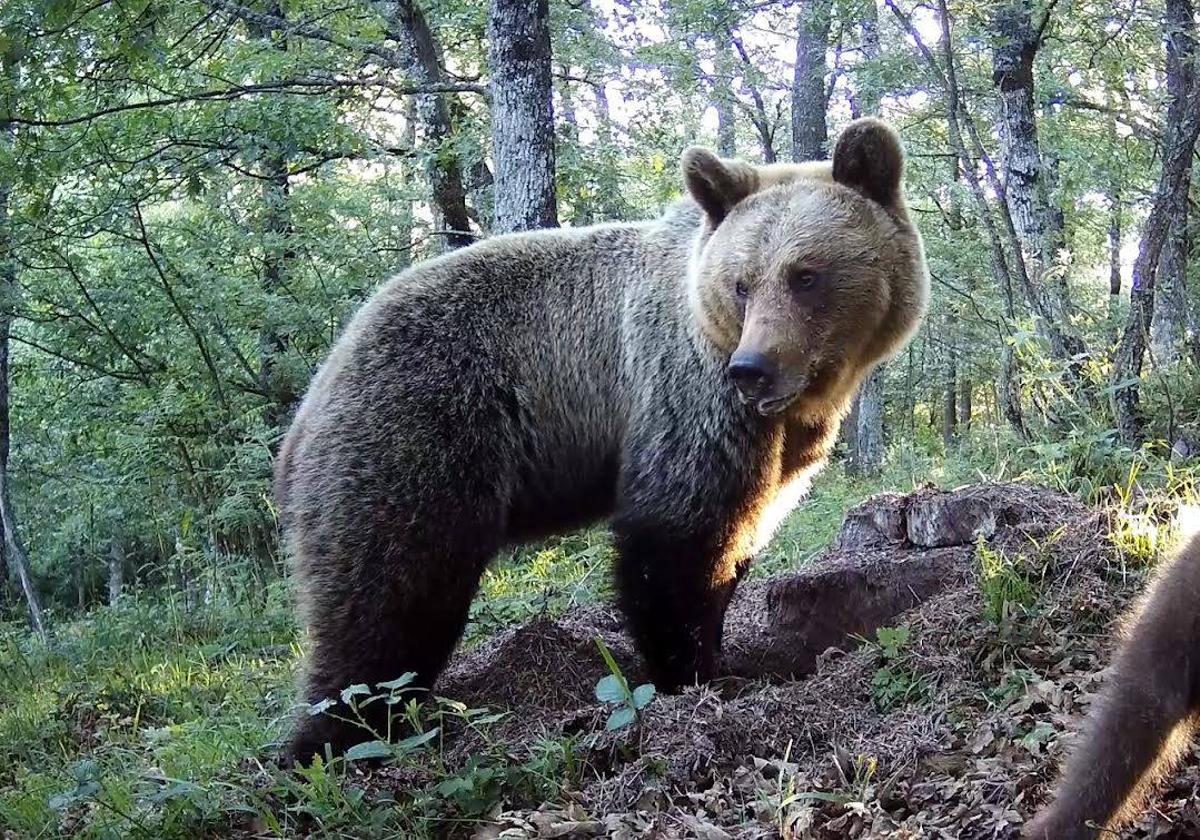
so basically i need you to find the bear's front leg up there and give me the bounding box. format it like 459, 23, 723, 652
613, 518, 749, 692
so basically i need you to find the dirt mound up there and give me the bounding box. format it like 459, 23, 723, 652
393, 483, 1200, 838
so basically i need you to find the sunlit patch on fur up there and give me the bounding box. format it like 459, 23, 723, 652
730, 468, 820, 561
1111, 717, 1200, 829
752, 471, 816, 554
1175, 503, 1200, 543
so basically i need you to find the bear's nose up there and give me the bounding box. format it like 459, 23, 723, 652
728, 352, 776, 399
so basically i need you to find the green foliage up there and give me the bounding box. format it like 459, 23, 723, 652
594, 637, 656, 732
977, 539, 1038, 625
468, 532, 613, 642
0, 583, 584, 838
865, 625, 931, 712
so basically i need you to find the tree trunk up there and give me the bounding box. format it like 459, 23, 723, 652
991, 0, 1080, 366
913, 0, 1027, 437
74, 554, 85, 611
1150, 0, 1196, 369
857, 0, 883, 116
998, 347, 1025, 436
1105, 180, 1123, 345
847, 0, 887, 475
904, 345, 916, 434
1151, 217, 1191, 367
791, 0, 832, 161
249, 5, 299, 436
487, 0, 558, 234
958, 376, 972, 428
853, 369, 886, 475
0, 64, 45, 639
108, 536, 125, 605
374, 0, 474, 249
713, 43, 738, 158
1113, 0, 1200, 443
943, 344, 957, 448
799, 0, 879, 473
398, 97, 418, 262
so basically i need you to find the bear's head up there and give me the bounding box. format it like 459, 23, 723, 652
682, 118, 929, 422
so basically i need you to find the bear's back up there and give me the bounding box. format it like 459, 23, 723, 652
276, 217, 705, 537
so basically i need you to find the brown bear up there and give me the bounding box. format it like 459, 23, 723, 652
1025, 530, 1200, 839
276, 117, 930, 764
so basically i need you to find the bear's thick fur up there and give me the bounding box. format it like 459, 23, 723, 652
277, 118, 929, 763
1025, 530, 1200, 839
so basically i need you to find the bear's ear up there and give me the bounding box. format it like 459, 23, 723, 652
831, 117, 905, 208
682, 147, 760, 225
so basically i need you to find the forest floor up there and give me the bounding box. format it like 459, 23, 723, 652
3, 470, 1200, 838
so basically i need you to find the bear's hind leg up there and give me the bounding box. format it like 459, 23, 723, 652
282, 526, 498, 766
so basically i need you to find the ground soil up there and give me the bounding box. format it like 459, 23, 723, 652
375, 483, 1200, 839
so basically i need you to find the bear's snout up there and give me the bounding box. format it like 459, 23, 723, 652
728, 351, 776, 400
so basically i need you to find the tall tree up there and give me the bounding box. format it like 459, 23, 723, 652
887, 0, 1029, 437
1150, 0, 1197, 368
713, 41, 739, 158
488, 0, 558, 233
0, 52, 46, 640
374, 0, 475, 248
248, 3, 299, 437
848, 0, 887, 475
791, 0, 832, 161
1113, 0, 1200, 442
991, 0, 1083, 367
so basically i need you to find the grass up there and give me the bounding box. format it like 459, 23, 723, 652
5, 432, 1200, 838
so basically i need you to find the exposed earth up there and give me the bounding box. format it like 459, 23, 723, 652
342, 484, 1200, 838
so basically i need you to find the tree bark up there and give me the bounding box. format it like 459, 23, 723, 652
857, 0, 883, 116
853, 370, 886, 475
1150, 0, 1196, 369
1108, 187, 1122, 300
991, 0, 1082, 366
248, 5, 299, 436
847, 0, 888, 475
0, 58, 45, 640
108, 536, 125, 605
373, 0, 474, 249
943, 343, 957, 448
1151, 216, 1190, 367
791, 0, 832, 161
713, 42, 738, 158
1113, 0, 1200, 442
487, 0, 558, 234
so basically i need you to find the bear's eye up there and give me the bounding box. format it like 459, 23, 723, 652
788, 269, 820, 292
734, 281, 749, 300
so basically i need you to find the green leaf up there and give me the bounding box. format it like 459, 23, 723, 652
434, 776, 474, 797
377, 673, 417, 690
605, 706, 636, 731
595, 674, 627, 703
307, 697, 335, 716
340, 683, 371, 704
344, 740, 393, 761
396, 727, 440, 752
472, 712, 509, 726
631, 683, 656, 710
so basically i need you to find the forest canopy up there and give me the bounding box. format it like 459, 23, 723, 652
0, 0, 1196, 629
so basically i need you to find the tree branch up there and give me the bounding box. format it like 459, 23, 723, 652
9, 77, 483, 128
